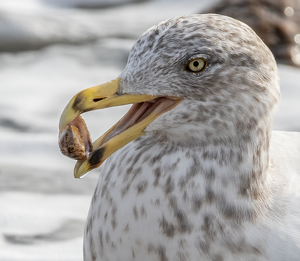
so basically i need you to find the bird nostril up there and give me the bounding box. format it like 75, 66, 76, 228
93, 98, 104, 102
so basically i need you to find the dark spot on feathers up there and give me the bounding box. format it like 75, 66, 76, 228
157, 245, 168, 261
148, 243, 154, 253
99, 228, 103, 256
174, 209, 192, 233
159, 215, 176, 238
141, 205, 147, 218
192, 195, 203, 213
111, 218, 117, 230
121, 183, 130, 197
205, 187, 216, 204
111, 242, 116, 249
196, 238, 210, 254
124, 224, 129, 233
153, 167, 161, 186
164, 175, 174, 195
90, 237, 96, 261
205, 168, 215, 182
212, 254, 224, 261
154, 198, 161, 207
182, 190, 189, 202
168, 196, 178, 210
86, 215, 93, 232
133, 206, 139, 220
136, 180, 148, 194
105, 232, 110, 243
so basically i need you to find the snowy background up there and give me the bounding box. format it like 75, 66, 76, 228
0, 0, 299, 260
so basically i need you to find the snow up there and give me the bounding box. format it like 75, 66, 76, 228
0, 0, 299, 260
275, 64, 300, 131
0, 0, 214, 51
0, 192, 89, 261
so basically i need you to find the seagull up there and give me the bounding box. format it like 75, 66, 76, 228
59, 14, 300, 261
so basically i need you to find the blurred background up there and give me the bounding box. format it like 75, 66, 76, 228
0, 0, 299, 260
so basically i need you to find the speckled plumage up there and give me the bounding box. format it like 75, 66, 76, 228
83, 14, 300, 261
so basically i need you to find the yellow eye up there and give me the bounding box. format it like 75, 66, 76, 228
185, 58, 207, 73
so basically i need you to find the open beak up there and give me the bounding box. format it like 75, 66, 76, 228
59, 77, 181, 178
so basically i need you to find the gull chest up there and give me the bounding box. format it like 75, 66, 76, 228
84, 142, 267, 261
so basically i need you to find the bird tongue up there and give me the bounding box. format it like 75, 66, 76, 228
102, 97, 175, 144
59, 97, 177, 161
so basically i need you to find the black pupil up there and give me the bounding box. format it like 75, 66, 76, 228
193, 61, 199, 67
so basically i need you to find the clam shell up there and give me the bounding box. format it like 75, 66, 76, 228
59, 116, 92, 160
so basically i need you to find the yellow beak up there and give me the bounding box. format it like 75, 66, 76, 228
59, 77, 181, 178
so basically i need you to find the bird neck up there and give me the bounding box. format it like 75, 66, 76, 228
199, 127, 271, 201
145, 116, 273, 202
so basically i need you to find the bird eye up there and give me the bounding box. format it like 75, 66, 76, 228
185, 58, 207, 73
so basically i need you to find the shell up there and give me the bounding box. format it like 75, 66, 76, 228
59, 115, 92, 160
